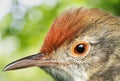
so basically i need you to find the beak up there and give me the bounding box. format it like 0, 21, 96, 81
3, 53, 52, 71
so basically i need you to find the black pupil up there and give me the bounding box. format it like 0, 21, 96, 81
75, 44, 85, 53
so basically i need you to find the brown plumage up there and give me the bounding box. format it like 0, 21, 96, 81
41, 8, 108, 54
3, 7, 120, 81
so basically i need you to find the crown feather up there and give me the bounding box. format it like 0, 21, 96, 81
40, 7, 107, 54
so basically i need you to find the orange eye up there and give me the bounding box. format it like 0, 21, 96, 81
71, 41, 89, 57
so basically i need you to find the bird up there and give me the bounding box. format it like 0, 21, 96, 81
3, 7, 120, 81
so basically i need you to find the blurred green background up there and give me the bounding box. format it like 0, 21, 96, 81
0, 0, 120, 81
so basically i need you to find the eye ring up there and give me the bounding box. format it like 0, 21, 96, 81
71, 41, 90, 57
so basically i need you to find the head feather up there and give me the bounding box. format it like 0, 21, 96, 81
40, 7, 107, 54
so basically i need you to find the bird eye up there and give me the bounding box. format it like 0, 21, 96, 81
71, 41, 89, 57
75, 44, 85, 53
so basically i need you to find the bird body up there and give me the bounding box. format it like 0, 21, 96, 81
4, 7, 120, 81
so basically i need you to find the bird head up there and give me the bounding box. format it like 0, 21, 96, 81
3, 8, 120, 81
